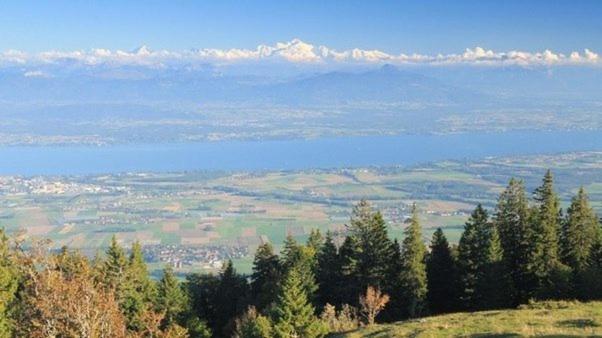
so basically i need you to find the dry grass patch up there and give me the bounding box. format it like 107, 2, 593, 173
336, 301, 602, 338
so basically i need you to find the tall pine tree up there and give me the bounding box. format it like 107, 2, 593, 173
494, 178, 535, 304
156, 266, 188, 328
122, 241, 156, 331
532, 170, 562, 290
382, 239, 404, 321
102, 235, 128, 290
426, 228, 457, 314
475, 226, 512, 309
315, 232, 342, 308
213, 260, 250, 337
347, 200, 393, 292
280, 236, 318, 303
400, 204, 427, 318
306, 229, 324, 257
560, 187, 600, 272
458, 204, 505, 310
250, 243, 282, 311
272, 268, 326, 338
338, 235, 361, 306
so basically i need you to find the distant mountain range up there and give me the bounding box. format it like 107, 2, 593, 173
1, 63, 600, 107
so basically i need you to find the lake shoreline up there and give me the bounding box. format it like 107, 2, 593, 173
0, 130, 601, 176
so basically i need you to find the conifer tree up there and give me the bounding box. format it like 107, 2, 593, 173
349, 200, 375, 236
102, 235, 129, 290
306, 229, 324, 282
157, 266, 188, 328
426, 228, 457, 314
457, 204, 493, 309
128, 241, 155, 299
281, 235, 301, 269
494, 178, 535, 304
400, 204, 427, 318
101, 235, 136, 328
580, 227, 602, 299
272, 268, 326, 338
56, 246, 88, 278
122, 241, 156, 331
213, 260, 250, 337
306, 229, 324, 257
560, 187, 600, 272
382, 239, 403, 321
184, 273, 221, 335
280, 235, 318, 302
338, 235, 361, 306
589, 228, 602, 269
348, 200, 393, 291
532, 170, 562, 289
315, 232, 342, 308
250, 243, 282, 310
475, 226, 512, 309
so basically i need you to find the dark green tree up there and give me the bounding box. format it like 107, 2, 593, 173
475, 226, 513, 309
580, 226, 602, 300
347, 200, 393, 291
400, 204, 427, 318
213, 260, 250, 337
156, 266, 188, 328
184, 274, 220, 334
102, 235, 128, 290
457, 204, 494, 309
338, 235, 361, 306
589, 227, 602, 268
272, 268, 326, 338
250, 243, 282, 310
122, 241, 156, 331
560, 187, 600, 272
531, 170, 562, 292
494, 178, 536, 304
280, 235, 301, 270
101, 235, 138, 328
315, 232, 342, 307
306, 229, 324, 257
280, 235, 318, 303
382, 239, 404, 321
426, 228, 457, 314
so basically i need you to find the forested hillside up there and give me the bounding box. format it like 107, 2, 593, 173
0, 171, 600, 337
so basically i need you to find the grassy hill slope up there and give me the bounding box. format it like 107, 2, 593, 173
336, 301, 602, 337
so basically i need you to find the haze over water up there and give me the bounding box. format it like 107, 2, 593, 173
1, 130, 601, 176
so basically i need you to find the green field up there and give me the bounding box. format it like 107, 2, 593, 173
0, 151, 601, 274
336, 301, 602, 337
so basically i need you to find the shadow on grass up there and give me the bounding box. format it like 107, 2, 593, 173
466, 334, 522, 338
467, 334, 591, 338
363, 328, 390, 337
556, 318, 599, 328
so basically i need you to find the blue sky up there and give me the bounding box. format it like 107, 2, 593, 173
1, 0, 601, 54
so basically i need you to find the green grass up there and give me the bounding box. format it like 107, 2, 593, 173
335, 301, 602, 337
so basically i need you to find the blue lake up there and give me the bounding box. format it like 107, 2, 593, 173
1, 130, 602, 175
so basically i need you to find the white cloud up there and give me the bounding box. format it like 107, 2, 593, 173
0, 39, 599, 68
23, 70, 48, 78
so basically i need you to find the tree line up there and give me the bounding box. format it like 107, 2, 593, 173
0, 170, 600, 337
